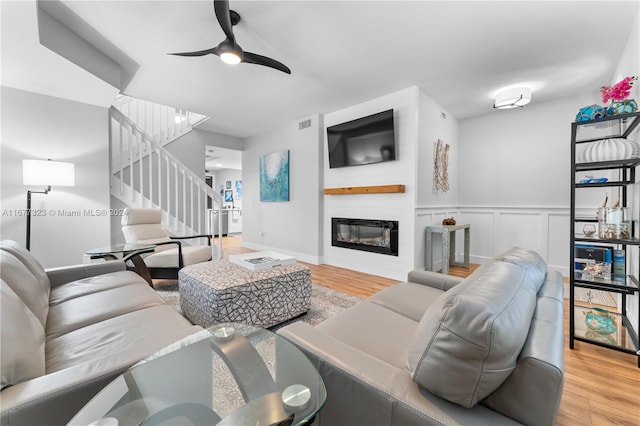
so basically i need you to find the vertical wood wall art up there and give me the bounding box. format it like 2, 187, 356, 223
434, 139, 450, 192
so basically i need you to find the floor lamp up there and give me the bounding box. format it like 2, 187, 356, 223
23, 159, 75, 251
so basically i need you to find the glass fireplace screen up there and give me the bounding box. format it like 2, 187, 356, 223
331, 218, 399, 256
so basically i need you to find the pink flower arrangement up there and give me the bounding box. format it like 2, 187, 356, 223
601, 76, 637, 104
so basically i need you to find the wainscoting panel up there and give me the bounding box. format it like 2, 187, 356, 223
415, 206, 570, 277
496, 212, 543, 255
458, 211, 494, 263
548, 213, 570, 275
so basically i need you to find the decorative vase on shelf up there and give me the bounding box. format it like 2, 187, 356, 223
579, 138, 640, 163
606, 99, 638, 116
575, 104, 606, 122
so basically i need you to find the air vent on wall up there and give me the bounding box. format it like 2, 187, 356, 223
298, 119, 311, 130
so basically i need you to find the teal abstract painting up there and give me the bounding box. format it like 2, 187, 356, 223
259, 150, 289, 202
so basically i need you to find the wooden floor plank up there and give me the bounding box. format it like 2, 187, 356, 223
217, 236, 640, 425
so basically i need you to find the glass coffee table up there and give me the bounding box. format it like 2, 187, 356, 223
85, 244, 157, 286
69, 323, 326, 426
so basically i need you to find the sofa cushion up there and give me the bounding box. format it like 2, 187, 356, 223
45, 305, 195, 373
1, 280, 45, 389
368, 281, 445, 322
49, 270, 148, 306
408, 250, 545, 408
317, 300, 419, 370
0, 251, 50, 327
46, 283, 165, 340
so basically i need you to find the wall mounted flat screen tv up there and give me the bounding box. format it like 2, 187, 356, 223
327, 109, 396, 169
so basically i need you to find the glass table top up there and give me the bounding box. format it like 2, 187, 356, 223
69, 323, 326, 426
85, 243, 157, 255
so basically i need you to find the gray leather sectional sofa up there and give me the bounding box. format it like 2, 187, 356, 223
0, 240, 202, 425
279, 247, 564, 425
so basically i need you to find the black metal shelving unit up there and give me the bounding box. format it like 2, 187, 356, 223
569, 111, 640, 367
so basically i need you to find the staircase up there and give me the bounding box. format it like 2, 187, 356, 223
113, 95, 209, 146
109, 99, 224, 258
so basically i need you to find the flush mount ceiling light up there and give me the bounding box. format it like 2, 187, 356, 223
493, 87, 532, 109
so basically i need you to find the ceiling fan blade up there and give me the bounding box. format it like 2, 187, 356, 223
243, 51, 291, 74
168, 47, 219, 57
214, 0, 235, 42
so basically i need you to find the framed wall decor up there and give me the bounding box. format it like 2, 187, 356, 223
259, 150, 290, 202
235, 180, 243, 199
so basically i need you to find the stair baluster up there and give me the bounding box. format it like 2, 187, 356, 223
109, 106, 223, 259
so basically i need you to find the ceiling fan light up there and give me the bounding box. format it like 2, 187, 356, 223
493, 87, 532, 109
220, 51, 241, 65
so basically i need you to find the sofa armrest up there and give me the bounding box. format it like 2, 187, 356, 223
46, 261, 126, 288
278, 322, 517, 426
1, 324, 203, 426
170, 234, 212, 246
0, 355, 130, 426
278, 322, 410, 425
407, 269, 463, 291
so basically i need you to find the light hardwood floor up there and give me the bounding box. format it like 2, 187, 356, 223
219, 236, 640, 425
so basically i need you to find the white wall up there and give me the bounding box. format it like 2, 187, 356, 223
1, 86, 111, 267
242, 114, 323, 263
323, 87, 418, 280
415, 89, 460, 270
612, 10, 639, 101
164, 128, 243, 183
457, 94, 598, 276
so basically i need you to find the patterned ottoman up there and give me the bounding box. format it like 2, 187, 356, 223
178, 260, 311, 328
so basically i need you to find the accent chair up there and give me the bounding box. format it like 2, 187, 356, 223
121, 208, 212, 280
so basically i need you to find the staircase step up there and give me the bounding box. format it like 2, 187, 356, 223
109, 104, 223, 259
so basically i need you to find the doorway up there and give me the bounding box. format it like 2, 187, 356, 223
205, 146, 243, 235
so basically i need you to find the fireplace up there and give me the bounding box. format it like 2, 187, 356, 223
332, 218, 399, 256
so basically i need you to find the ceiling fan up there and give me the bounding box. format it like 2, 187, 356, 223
169, 0, 291, 74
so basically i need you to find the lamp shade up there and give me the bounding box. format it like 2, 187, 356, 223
23, 160, 75, 186
494, 87, 532, 109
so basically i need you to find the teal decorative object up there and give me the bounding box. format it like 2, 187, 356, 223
576, 104, 606, 122
606, 99, 638, 116
585, 330, 617, 345
585, 307, 617, 334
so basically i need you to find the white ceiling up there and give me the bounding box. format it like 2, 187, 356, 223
205, 145, 243, 171
2, 1, 639, 141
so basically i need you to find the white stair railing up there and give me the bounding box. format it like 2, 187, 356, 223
113, 95, 209, 146
109, 106, 223, 259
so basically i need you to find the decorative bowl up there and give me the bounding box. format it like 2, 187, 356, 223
585, 307, 617, 334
